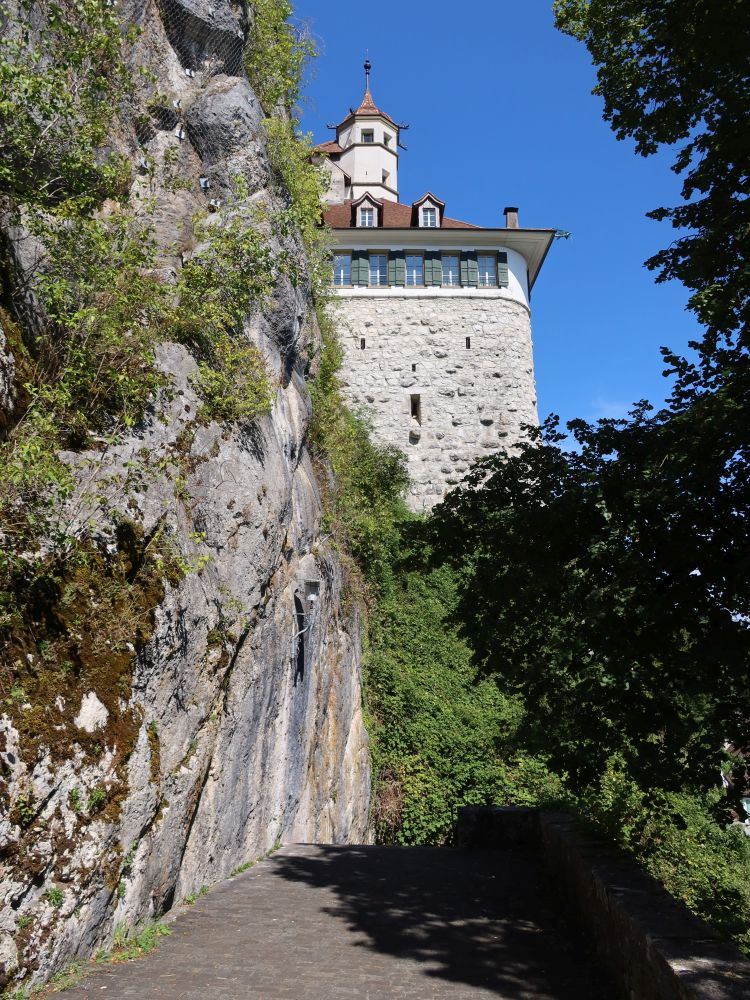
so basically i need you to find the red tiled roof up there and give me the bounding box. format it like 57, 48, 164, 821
323, 200, 479, 230
336, 87, 397, 129
315, 140, 343, 156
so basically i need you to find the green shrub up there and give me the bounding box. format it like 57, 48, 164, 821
87, 786, 107, 813
366, 564, 564, 844
245, 0, 315, 115
193, 335, 275, 425
44, 887, 64, 908
0, 0, 132, 211
264, 118, 331, 297
578, 757, 750, 954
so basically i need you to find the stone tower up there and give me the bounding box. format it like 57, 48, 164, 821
316, 65, 555, 511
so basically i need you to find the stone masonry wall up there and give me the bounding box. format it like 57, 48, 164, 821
336, 293, 539, 510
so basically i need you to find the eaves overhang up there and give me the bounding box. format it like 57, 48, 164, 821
328, 227, 557, 289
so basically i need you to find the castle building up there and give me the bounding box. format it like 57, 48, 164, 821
316, 63, 555, 511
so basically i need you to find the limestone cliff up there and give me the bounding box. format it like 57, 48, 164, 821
0, 0, 370, 987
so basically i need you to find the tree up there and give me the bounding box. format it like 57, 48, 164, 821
554, 0, 750, 341
431, 0, 750, 801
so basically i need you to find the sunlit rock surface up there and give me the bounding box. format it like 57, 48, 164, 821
0, 0, 370, 987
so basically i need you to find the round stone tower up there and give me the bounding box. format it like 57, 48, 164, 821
315, 65, 555, 511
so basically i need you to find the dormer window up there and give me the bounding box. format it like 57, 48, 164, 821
360, 206, 375, 227
361, 129, 374, 144
422, 206, 437, 228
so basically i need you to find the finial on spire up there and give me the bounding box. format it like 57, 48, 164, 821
364, 58, 372, 93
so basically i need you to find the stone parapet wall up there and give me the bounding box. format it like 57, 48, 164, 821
336, 294, 538, 510
457, 807, 750, 1000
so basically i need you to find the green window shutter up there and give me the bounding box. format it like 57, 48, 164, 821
351, 250, 368, 286
424, 250, 440, 286
388, 252, 399, 285
389, 249, 405, 286
461, 251, 478, 287
497, 251, 509, 287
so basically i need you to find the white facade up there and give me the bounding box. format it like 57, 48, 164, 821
335, 118, 399, 203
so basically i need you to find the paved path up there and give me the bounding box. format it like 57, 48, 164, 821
63, 845, 615, 999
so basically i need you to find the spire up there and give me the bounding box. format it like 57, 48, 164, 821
356, 58, 380, 115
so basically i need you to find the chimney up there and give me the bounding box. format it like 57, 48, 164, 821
504, 206, 519, 229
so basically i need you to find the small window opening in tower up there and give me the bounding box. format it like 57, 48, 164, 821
382, 169, 390, 185
361, 129, 374, 143
410, 394, 421, 425
411, 363, 417, 372
384, 133, 391, 147
360, 337, 366, 350
466, 336, 471, 349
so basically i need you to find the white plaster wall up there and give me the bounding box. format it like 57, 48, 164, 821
335, 247, 530, 310
336, 294, 539, 511
338, 144, 398, 198
320, 158, 348, 204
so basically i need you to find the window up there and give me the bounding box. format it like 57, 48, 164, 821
382, 169, 390, 185
360, 337, 366, 350
361, 129, 374, 143
442, 254, 459, 286
405, 254, 423, 286
410, 394, 421, 424
369, 253, 388, 286
411, 363, 417, 372
478, 254, 498, 286
384, 133, 391, 147
422, 206, 437, 228
465, 336, 471, 349
360, 206, 375, 227
332, 252, 351, 286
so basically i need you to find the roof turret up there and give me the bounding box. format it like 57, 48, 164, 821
335, 60, 399, 129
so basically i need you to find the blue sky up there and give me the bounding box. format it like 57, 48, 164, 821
294, 2, 700, 428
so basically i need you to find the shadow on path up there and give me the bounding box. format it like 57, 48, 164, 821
269, 844, 613, 998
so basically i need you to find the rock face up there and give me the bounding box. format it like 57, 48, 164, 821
0, 0, 370, 988
0, 323, 15, 429
336, 294, 538, 510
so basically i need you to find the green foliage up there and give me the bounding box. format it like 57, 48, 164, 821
432, 403, 750, 795
308, 310, 560, 847
13, 793, 35, 828
578, 758, 750, 953
553, 0, 749, 342
68, 788, 82, 814
172, 211, 277, 351
422, 0, 750, 952
183, 885, 209, 905
245, 0, 315, 115
264, 118, 330, 297
308, 308, 409, 593
87, 785, 107, 813
366, 562, 564, 845
193, 334, 275, 424
44, 887, 64, 908
26, 212, 167, 438
0, 0, 132, 211
105, 922, 171, 961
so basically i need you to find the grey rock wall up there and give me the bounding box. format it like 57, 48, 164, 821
0, 0, 370, 988
336, 293, 539, 510
0, 324, 15, 429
